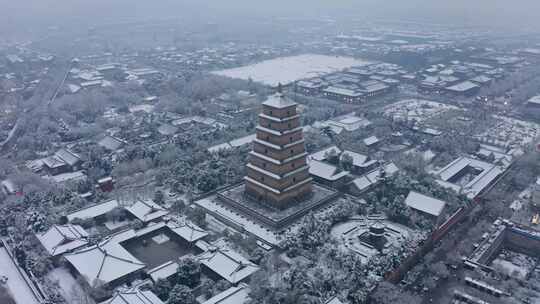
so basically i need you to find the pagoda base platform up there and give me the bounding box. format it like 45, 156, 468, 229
215, 182, 339, 230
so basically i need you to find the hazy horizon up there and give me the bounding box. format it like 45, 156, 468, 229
2, 0, 540, 37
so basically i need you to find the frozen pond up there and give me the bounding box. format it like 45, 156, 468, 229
212, 54, 372, 86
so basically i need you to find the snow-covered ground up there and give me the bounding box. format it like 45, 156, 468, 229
474, 115, 540, 149
47, 267, 95, 304
0, 247, 40, 304
212, 54, 372, 86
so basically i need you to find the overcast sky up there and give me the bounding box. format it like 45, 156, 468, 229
2, 0, 540, 34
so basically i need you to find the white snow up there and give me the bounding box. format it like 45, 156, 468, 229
196, 240, 259, 284
212, 54, 372, 86
151, 234, 170, 244
47, 267, 95, 304
195, 196, 280, 245
492, 259, 528, 280
201, 284, 250, 304
36, 224, 89, 256
129, 104, 155, 114
125, 199, 169, 223
67, 199, 120, 221
383, 99, 459, 123
0, 246, 40, 304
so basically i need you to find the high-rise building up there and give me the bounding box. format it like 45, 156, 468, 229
244, 90, 313, 209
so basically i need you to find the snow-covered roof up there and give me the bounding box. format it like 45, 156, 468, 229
100, 288, 164, 304
470, 75, 492, 84
446, 81, 479, 92
262, 92, 297, 109
528, 95, 540, 106
202, 284, 250, 304
196, 240, 259, 284
341, 150, 368, 167
157, 124, 179, 136
65, 237, 146, 286
323, 86, 362, 97
48, 171, 87, 184
310, 146, 341, 161
434, 156, 504, 198
43, 156, 66, 168
352, 162, 399, 192
208, 142, 233, 153
125, 199, 169, 223
308, 160, 349, 181
352, 175, 377, 192
115, 220, 208, 245
36, 224, 89, 257
363, 136, 380, 146
230, 134, 256, 147
147, 261, 179, 282
168, 221, 209, 242
67, 199, 120, 221
98, 135, 126, 151
405, 191, 446, 217
55, 149, 81, 166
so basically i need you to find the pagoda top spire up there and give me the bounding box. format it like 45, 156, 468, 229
262, 84, 297, 109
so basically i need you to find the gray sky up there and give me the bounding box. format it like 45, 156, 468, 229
2, 0, 540, 33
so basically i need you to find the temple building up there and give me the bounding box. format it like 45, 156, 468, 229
244, 89, 313, 209
197, 88, 341, 243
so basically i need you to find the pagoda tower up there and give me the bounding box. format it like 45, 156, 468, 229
244, 87, 312, 210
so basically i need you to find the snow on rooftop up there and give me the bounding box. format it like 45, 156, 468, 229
434, 156, 504, 198
230, 134, 256, 147
125, 199, 169, 223
195, 196, 279, 245
212, 54, 372, 86
98, 135, 125, 151
47, 171, 87, 184
201, 284, 250, 304
64, 237, 146, 285
446, 81, 479, 92
262, 92, 297, 109
352, 175, 377, 192
404, 191, 446, 217
308, 160, 349, 181
55, 149, 81, 166
67, 199, 120, 221
528, 95, 540, 105
36, 224, 89, 256
101, 287, 165, 304
147, 261, 179, 282
208, 142, 233, 153
363, 135, 380, 146
310, 146, 341, 161
341, 150, 368, 167
129, 104, 155, 114
323, 86, 362, 97
196, 240, 259, 284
